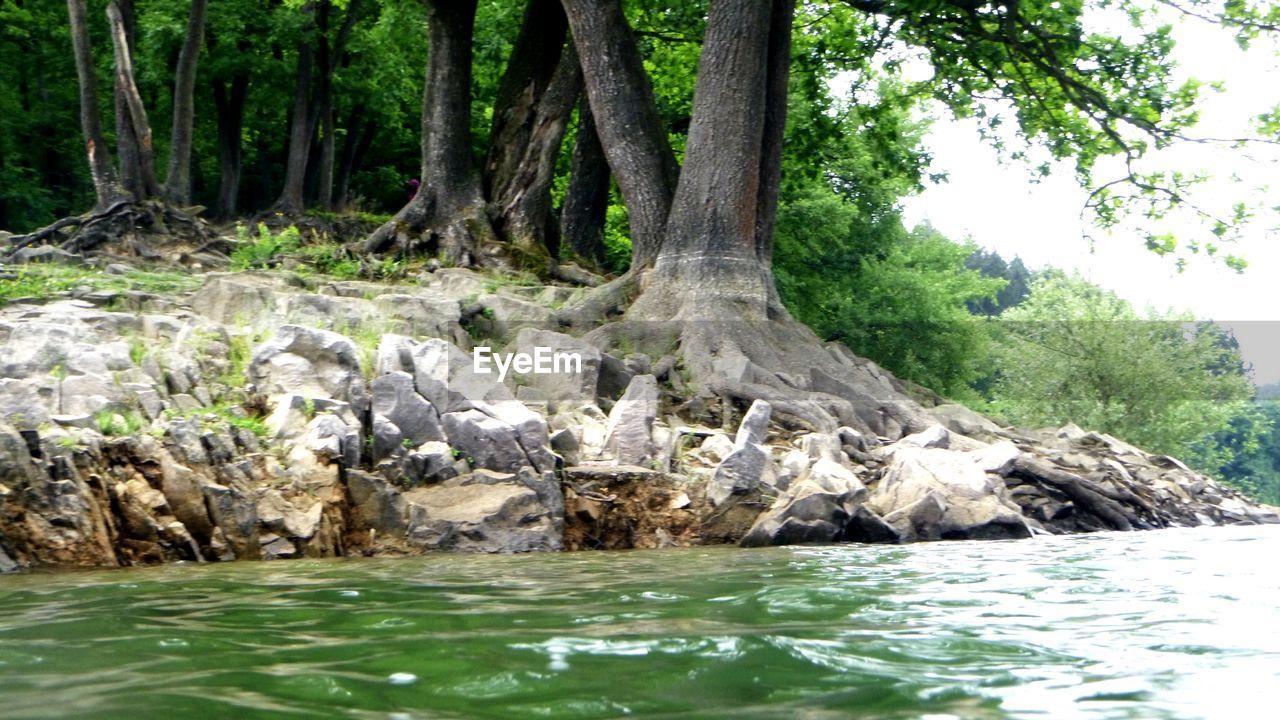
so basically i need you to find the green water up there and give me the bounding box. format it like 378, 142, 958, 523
1, 527, 1278, 719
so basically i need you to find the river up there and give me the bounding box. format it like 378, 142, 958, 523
1, 525, 1277, 719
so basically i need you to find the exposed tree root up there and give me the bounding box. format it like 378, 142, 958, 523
582, 266, 935, 438
3, 201, 217, 262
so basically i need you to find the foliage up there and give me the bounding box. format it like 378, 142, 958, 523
94, 409, 147, 437
230, 224, 303, 270
0, 264, 202, 303
965, 250, 1033, 317
985, 272, 1254, 457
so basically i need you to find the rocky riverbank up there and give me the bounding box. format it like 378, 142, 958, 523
2, 256, 1276, 572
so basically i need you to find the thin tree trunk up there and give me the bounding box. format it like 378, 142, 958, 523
315, 0, 360, 211
277, 2, 317, 215
561, 0, 677, 270
66, 0, 124, 207
107, 0, 157, 200
364, 0, 495, 265
561, 97, 610, 265
335, 116, 375, 211
161, 0, 209, 205
485, 0, 581, 261
213, 73, 249, 219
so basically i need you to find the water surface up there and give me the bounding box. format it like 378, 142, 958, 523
2, 526, 1278, 719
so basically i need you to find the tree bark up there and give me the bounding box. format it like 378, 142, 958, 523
364, 0, 495, 265
561, 97, 610, 265
213, 72, 249, 219
107, 0, 157, 201
485, 0, 581, 262
277, 2, 317, 215
66, 0, 124, 207
754, 0, 794, 266
561, 0, 677, 269
161, 0, 209, 206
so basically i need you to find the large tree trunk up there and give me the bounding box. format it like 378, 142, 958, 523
276, 2, 317, 215
213, 72, 249, 219
364, 0, 496, 266
107, 0, 157, 201
161, 0, 209, 206
583, 0, 926, 435
66, 0, 124, 207
561, 0, 677, 270
484, 0, 579, 262
561, 98, 610, 266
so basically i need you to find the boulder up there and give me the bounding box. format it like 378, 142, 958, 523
441, 409, 530, 473
404, 468, 563, 552
345, 470, 407, 534
604, 374, 658, 465
708, 443, 776, 506
509, 328, 602, 412
473, 294, 555, 341
371, 371, 444, 445
249, 325, 367, 407
869, 446, 1031, 541
734, 399, 772, 447
201, 481, 260, 559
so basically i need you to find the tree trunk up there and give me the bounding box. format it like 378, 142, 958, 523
107, 0, 157, 200
561, 0, 677, 269
364, 0, 495, 266
485, 2, 582, 262
335, 116, 375, 211
66, 0, 124, 207
213, 72, 249, 219
161, 0, 209, 206
277, 2, 317, 215
561, 97, 610, 265
312, 0, 360, 211
754, 0, 794, 266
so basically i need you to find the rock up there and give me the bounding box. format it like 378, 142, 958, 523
969, 440, 1022, 475
842, 505, 901, 544
509, 328, 602, 412
708, 443, 776, 506
475, 399, 557, 473
10, 245, 85, 265
927, 403, 1003, 438
895, 424, 951, 450
604, 374, 658, 465
373, 292, 460, 339
734, 400, 772, 447
190, 274, 280, 327
740, 477, 856, 548
699, 433, 736, 464
256, 490, 321, 540
295, 413, 361, 468
201, 480, 260, 560
259, 533, 297, 560
248, 325, 366, 407
596, 353, 634, 401
370, 414, 404, 464
371, 371, 444, 445
869, 447, 1031, 542
345, 470, 407, 534
403, 468, 563, 552
441, 409, 530, 474
798, 432, 842, 463
473, 294, 556, 341
374, 334, 416, 376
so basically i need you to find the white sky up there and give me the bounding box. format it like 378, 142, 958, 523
892, 14, 1280, 384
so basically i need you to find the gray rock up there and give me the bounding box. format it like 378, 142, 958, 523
403, 468, 563, 552
699, 433, 736, 465
708, 443, 776, 506
373, 293, 459, 339
201, 481, 260, 560
370, 414, 404, 465
345, 470, 407, 533
441, 409, 528, 473
739, 458, 867, 547
842, 505, 901, 544
371, 371, 443, 445
604, 374, 657, 465
190, 274, 280, 327
734, 399, 772, 448
259, 533, 298, 560
299, 413, 361, 468
473, 294, 555, 341
868, 447, 1031, 542
248, 325, 366, 407
10, 245, 84, 265
509, 328, 602, 412
374, 334, 416, 376
475, 399, 557, 473
927, 403, 1003, 438
596, 353, 634, 401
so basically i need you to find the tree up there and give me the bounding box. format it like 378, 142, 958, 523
67, 0, 124, 208
160, 0, 208, 205
987, 272, 1254, 456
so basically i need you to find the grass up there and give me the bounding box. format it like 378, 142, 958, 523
163, 401, 269, 438
94, 409, 147, 436
0, 264, 202, 303
230, 223, 302, 271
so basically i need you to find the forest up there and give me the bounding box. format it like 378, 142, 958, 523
0, 0, 1278, 502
